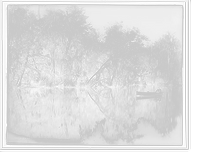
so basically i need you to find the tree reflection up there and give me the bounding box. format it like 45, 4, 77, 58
90, 88, 137, 141
136, 88, 182, 135
90, 87, 182, 141
7, 87, 182, 142
8, 88, 103, 141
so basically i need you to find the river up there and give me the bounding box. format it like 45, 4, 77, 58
7, 86, 183, 146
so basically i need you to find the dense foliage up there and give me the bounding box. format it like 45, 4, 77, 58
8, 6, 182, 87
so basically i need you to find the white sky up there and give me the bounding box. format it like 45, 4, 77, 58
80, 5, 183, 43
27, 5, 183, 43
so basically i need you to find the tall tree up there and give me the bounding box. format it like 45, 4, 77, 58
152, 33, 182, 81
87, 24, 148, 84
8, 6, 98, 86
7, 6, 40, 86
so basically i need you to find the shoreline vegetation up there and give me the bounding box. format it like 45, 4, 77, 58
8, 6, 182, 88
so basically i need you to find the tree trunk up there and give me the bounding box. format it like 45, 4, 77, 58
87, 58, 111, 84
17, 54, 29, 87
53, 51, 56, 86
167, 52, 170, 79
110, 67, 117, 85
17, 30, 39, 87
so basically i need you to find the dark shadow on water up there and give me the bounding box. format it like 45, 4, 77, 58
7, 87, 182, 143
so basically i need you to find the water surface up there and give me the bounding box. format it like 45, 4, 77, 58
7, 86, 182, 145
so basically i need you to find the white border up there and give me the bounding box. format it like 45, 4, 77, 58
185, 0, 190, 150
0, 0, 190, 150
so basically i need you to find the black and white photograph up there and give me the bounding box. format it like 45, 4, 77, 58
0, 0, 190, 151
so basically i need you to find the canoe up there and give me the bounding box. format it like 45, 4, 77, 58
136, 96, 162, 101
136, 90, 162, 97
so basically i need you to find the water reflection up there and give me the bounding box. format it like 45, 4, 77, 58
7, 87, 182, 145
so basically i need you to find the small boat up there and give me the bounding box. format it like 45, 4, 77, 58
136, 89, 162, 97
136, 96, 162, 102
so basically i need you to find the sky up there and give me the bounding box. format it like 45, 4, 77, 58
80, 5, 183, 43
27, 5, 183, 43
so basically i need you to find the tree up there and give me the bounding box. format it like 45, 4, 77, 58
82, 29, 110, 79
7, 5, 183, 142
104, 24, 147, 59
37, 8, 101, 88
87, 24, 148, 85
8, 6, 97, 86
151, 33, 182, 84
7, 6, 44, 89
104, 24, 124, 55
